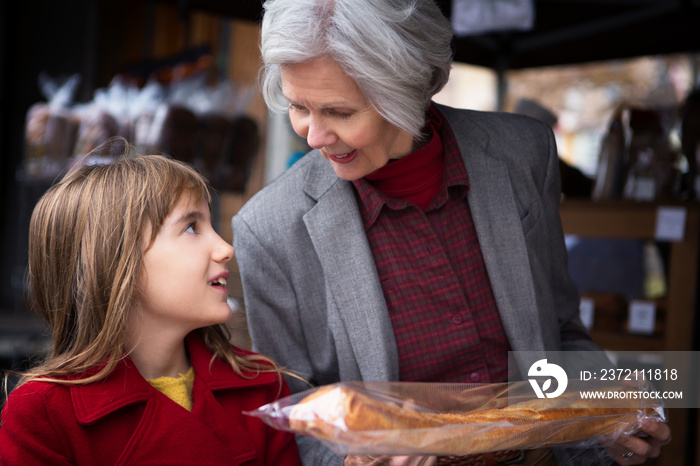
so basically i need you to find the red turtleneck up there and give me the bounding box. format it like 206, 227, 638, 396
364, 114, 444, 210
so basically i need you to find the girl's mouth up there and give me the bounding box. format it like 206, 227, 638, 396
209, 274, 228, 292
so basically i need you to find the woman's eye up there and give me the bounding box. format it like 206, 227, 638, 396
327, 108, 353, 119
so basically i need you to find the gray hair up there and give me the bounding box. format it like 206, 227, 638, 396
260, 0, 453, 138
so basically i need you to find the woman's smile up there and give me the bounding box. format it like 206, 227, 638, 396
322, 149, 358, 164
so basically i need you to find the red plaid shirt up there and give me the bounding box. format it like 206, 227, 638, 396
352, 106, 511, 383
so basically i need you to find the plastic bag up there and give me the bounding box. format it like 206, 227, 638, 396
247, 380, 665, 457
24, 72, 81, 177
71, 76, 140, 160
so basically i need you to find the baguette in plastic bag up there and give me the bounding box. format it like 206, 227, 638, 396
247, 381, 665, 456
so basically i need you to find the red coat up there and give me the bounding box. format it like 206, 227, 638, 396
0, 333, 300, 465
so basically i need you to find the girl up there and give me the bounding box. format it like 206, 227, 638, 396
0, 154, 301, 465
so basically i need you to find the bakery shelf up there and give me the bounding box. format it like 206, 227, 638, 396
560, 200, 699, 466
588, 330, 665, 352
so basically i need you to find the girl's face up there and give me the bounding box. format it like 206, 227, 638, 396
137, 193, 234, 337
281, 57, 415, 181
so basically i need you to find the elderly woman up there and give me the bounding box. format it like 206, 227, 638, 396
232, 0, 671, 465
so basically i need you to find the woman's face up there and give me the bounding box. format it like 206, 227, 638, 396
136, 193, 234, 338
281, 57, 415, 180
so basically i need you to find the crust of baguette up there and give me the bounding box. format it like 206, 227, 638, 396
289, 385, 649, 454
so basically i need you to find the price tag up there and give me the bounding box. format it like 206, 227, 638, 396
451, 0, 534, 35
633, 177, 656, 201
628, 300, 656, 335
655, 206, 686, 241
579, 297, 595, 330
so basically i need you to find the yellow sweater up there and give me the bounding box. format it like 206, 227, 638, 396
147, 367, 195, 411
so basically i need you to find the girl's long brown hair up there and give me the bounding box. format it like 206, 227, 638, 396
11, 154, 286, 389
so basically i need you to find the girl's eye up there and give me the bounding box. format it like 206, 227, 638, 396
185, 223, 197, 234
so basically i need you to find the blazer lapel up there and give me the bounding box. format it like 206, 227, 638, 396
302, 155, 399, 382
443, 109, 546, 353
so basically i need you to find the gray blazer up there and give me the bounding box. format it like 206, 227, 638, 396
233, 104, 599, 465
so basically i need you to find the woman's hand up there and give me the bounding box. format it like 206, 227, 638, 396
344, 455, 437, 466
606, 418, 671, 464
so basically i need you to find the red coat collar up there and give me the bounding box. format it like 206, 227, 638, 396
71, 332, 277, 424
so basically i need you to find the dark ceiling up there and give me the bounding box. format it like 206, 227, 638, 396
446, 0, 700, 70
161, 0, 700, 70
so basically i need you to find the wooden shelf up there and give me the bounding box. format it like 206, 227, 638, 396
560, 200, 699, 466
589, 330, 665, 352
560, 200, 699, 352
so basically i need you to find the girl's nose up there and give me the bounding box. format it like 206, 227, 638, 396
215, 236, 235, 263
